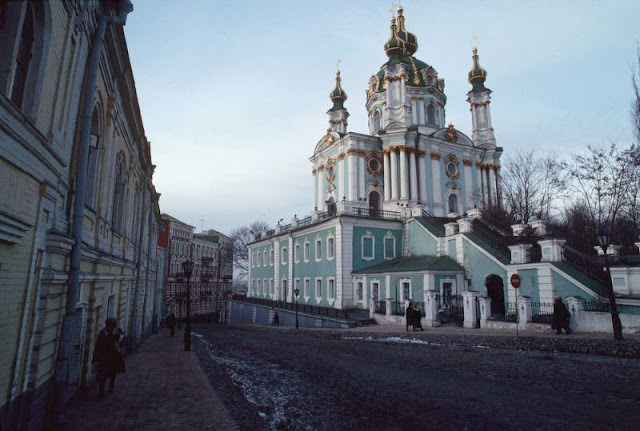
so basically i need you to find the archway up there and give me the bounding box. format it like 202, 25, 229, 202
368, 191, 380, 218
485, 274, 505, 317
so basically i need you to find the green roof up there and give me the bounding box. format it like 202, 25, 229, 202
353, 255, 463, 275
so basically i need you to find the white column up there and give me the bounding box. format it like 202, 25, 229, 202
411, 98, 417, 124
348, 152, 356, 201
312, 171, 317, 210
390, 149, 398, 200
431, 156, 442, 216
338, 156, 344, 200
488, 166, 497, 207
317, 168, 324, 210
359, 154, 366, 200
464, 162, 473, 210
409, 150, 418, 201
399, 147, 408, 200
418, 152, 427, 204
383, 151, 391, 201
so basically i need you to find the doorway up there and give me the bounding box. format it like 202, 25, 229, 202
485, 274, 505, 317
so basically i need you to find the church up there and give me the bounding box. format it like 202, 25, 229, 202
245, 7, 639, 330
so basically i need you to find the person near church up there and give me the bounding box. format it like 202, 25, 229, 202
413, 304, 424, 331
165, 312, 177, 336
272, 311, 280, 326
406, 302, 416, 331
552, 297, 572, 335
93, 317, 126, 397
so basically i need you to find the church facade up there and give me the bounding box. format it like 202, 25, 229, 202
247, 7, 635, 328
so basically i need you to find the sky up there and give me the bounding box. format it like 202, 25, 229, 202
123, 0, 640, 236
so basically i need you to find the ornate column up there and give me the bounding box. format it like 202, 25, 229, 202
418, 150, 427, 203
383, 149, 391, 201
463, 159, 473, 210
390, 148, 398, 200
348, 149, 357, 201
316, 165, 324, 210
410, 96, 417, 124
488, 164, 497, 207
409, 149, 418, 202
430, 153, 442, 215
399, 146, 408, 200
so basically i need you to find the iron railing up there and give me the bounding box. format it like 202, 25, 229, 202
531, 302, 554, 324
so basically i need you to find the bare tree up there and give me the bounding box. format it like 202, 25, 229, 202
228, 220, 270, 279
500, 150, 567, 223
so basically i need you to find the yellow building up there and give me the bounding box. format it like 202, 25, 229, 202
0, 1, 162, 429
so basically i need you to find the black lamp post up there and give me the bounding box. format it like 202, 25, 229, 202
182, 259, 195, 351
294, 287, 300, 329
596, 231, 623, 340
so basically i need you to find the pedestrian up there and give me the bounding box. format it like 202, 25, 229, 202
552, 297, 572, 335
413, 305, 424, 331
93, 317, 126, 398
272, 311, 280, 326
166, 312, 177, 336
406, 302, 415, 331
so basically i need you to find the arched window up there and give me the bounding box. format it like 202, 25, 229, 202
10, 2, 34, 108
112, 153, 127, 234
426, 104, 435, 125
373, 110, 381, 132
85, 107, 102, 208
448, 194, 458, 214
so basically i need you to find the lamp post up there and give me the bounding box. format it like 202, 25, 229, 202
596, 231, 623, 340
294, 287, 300, 329
182, 259, 194, 351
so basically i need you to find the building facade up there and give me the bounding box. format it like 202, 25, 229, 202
246, 7, 639, 331
0, 1, 162, 429
160, 214, 234, 323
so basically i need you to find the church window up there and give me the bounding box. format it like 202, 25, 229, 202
304, 278, 310, 298
263, 248, 267, 267
270, 248, 274, 265
315, 238, 322, 261
111, 153, 127, 235
448, 194, 458, 214
257, 251, 261, 267
426, 104, 435, 125
328, 278, 335, 299
356, 282, 363, 301
294, 243, 300, 263
304, 240, 310, 262
371, 281, 380, 301
281, 247, 288, 264
361, 232, 375, 261
373, 110, 382, 132
327, 237, 335, 260
315, 278, 322, 300
384, 234, 396, 260
402, 280, 411, 300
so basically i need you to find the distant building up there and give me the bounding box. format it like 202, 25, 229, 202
245, 6, 640, 332
0, 1, 162, 429
161, 214, 233, 322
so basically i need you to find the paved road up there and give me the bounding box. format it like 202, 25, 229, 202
193, 324, 640, 431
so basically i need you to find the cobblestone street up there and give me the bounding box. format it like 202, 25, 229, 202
193, 324, 640, 431
62, 323, 640, 431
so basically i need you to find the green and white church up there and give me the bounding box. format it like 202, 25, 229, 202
246, 7, 640, 331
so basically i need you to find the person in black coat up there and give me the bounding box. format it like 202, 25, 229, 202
552, 297, 572, 335
165, 312, 177, 336
406, 302, 416, 331
93, 317, 125, 397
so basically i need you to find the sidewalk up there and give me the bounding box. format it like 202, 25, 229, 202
62, 328, 239, 431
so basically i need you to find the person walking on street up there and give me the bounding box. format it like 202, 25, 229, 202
552, 297, 572, 335
413, 305, 424, 331
93, 317, 126, 397
272, 311, 280, 326
166, 312, 177, 336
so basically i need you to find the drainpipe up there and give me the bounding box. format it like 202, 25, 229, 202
130, 174, 148, 348
53, 1, 133, 426
142, 183, 155, 334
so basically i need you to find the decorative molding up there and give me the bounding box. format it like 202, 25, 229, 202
0, 211, 32, 245
430, 152, 441, 160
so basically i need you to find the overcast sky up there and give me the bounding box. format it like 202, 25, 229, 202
124, 0, 640, 235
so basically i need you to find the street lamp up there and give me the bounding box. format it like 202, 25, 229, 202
596, 231, 623, 340
294, 287, 300, 329
182, 259, 195, 351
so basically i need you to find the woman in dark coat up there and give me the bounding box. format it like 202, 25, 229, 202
93, 317, 125, 397
552, 297, 572, 335
406, 302, 415, 331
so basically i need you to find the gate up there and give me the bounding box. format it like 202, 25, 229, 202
436, 293, 464, 325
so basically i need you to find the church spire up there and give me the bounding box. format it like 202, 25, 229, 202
327, 63, 349, 134
466, 41, 496, 149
